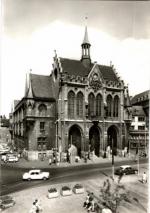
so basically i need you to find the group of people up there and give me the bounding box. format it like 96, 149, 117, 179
29, 199, 42, 213
83, 192, 95, 212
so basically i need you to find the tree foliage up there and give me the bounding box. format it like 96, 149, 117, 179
99, 179, 131, 213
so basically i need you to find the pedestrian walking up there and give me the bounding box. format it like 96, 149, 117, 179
29, 202, 37, 213
35, 199, 42, 212
142, 172, 147, 184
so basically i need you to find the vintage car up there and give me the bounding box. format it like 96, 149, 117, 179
3, 154, 19, 163
22, 169, 50, 180
115, 165, 138, 175
0, 195, 15, 210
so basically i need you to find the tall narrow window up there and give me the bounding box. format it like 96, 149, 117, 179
88, 93, 95, 116
68, 91, 75, 118
106, 95, 112, 117
96, 94, 102, 116
40, 122, 45, 132
113, 96, 119, 117
76, 92, 84, 118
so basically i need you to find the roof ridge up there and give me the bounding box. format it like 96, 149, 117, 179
60, 57, 81, 62
30, 73, 50, 77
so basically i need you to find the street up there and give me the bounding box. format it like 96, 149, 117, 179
0, 158, 148, 195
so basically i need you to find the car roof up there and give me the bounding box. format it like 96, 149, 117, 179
29, 170, 41, 173
120, 165, 131, 169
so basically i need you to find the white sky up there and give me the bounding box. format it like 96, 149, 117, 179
1, 0, 150, 117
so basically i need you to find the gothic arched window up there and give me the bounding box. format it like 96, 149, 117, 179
68, 91, 75, 118
88, 93, 95, 116
38, 104, 47, 116
76, 92, 84, 118
106, 95, 112, 117
96, 94, 102, 116
113, 95, 119, 117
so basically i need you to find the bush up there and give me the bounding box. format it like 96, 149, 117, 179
61, 186, 71, 191
74, 184, 83, 189
99, 179, 132, 213
48, 188, 57, 193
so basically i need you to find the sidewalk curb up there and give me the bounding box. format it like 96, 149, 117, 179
1, 157, 148, 170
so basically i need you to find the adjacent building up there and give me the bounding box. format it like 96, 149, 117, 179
129, 90, 149, 155
12, 26, 132, 160
0, 115, 11, 145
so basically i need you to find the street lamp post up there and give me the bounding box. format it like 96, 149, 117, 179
145, 127, 147, 155
137, 135, 140, 176
112, 138, 114, 181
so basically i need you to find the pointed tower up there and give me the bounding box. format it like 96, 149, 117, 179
24, 71, 34, 98
81, 26, 91, 68
27, 73, 34, 98
24, 73, 28, 97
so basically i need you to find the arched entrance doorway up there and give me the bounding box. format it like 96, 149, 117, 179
107, 125, 118, 155
68, 125, 82, 157
89, 125, 100, 157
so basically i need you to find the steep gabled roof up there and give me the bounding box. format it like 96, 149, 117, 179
98, 65, 119, 82
59, 58, 91, 77
30, 74, 54, 99
59, 57, 119, 82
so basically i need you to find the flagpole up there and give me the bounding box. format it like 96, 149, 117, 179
137, 135, 140, 176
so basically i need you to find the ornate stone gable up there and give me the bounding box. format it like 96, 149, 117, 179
88, 64, 103, 92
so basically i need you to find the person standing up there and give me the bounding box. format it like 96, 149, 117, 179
87, 192, 94, 212
48, 157, 52, 165
142, 172, 147, 184
83, 193, 90, 208
66, 150, 69, 163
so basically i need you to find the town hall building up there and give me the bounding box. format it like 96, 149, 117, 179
12, 26, 132, 160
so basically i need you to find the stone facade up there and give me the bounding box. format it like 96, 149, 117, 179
12, 26, 132, 160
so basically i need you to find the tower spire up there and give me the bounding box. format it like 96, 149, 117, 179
81, 16, 91, 68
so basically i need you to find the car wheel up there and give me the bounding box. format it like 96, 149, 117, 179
43, 177, 47, 180
28, 178, 31, 181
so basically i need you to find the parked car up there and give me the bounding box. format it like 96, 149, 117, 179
115, 165, 138, 175
2, 154, 19, 163
0, 195, 15, 210
22, 169, 50, 181
0, 145, 10, 154
1, 153, 8, 161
